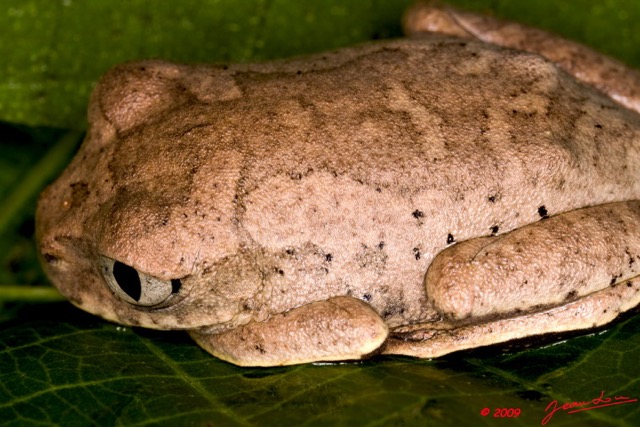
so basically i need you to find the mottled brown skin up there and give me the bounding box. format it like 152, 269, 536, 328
37, 4, 640, 366
403, 2, 640, 113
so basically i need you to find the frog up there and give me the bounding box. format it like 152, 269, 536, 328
36, 2, 640, 367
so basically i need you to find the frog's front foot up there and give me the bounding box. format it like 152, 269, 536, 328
190, 296, 388, 367
385, 201, 640, 358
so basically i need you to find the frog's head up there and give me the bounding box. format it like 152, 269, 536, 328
36, 61, 260, 332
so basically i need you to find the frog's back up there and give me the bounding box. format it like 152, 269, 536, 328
170, 37, 634, 324
216, 37, 640, 243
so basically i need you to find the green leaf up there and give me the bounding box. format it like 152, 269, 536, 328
1, 304, 639, 426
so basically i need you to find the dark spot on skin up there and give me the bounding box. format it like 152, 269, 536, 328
564, 290, 577, 301
488, 195, 497, 203
610, 276, 618, 286
325, 253, 333, 262
628, 281, 633, 287
381, 302, 405, 319
296, 70, 302, 75
275, 268, 284, 275
413, 247, 420, 260
286, 249, 295, 255
538, 206, 549, 219
375, 187, 382, 193
603, 309, 608, 314
595, 123, 603, 129
362, 293, 372, 302
378, 241, 385, 250
490, 225, 499, 235
412, 210, 424, 219
69, 181, 90, 202
255, 345, 266, 354
447, 234, 455, 244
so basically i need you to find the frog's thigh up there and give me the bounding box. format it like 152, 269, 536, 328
189, 296, 388, 367
384, 201, 640, 357
403, 3, 640, 114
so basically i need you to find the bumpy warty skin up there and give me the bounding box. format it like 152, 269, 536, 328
36, 37, 640, 338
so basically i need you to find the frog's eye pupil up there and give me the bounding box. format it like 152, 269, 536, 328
113, 261, 142, 302
171, 278, 182, 294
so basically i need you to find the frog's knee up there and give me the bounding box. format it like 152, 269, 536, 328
425, 236, 497, 320
402, 3, 472, 39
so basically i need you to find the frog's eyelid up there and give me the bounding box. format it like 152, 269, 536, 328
100, 256, 181, 307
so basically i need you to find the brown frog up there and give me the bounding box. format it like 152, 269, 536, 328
36, 3, 640, 366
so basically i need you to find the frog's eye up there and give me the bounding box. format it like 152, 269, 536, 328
99, 257, 182, 307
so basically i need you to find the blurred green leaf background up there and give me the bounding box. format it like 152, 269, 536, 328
1, 0, 639, 425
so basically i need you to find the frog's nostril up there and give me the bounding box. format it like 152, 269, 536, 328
43, 253, 61, 265
113, 261, 142, 302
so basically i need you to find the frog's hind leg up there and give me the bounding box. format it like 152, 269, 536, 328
403, 2, 640, 114
190, 296, 388, 367
384, 278, 640, 358
383, 201, 640, 358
